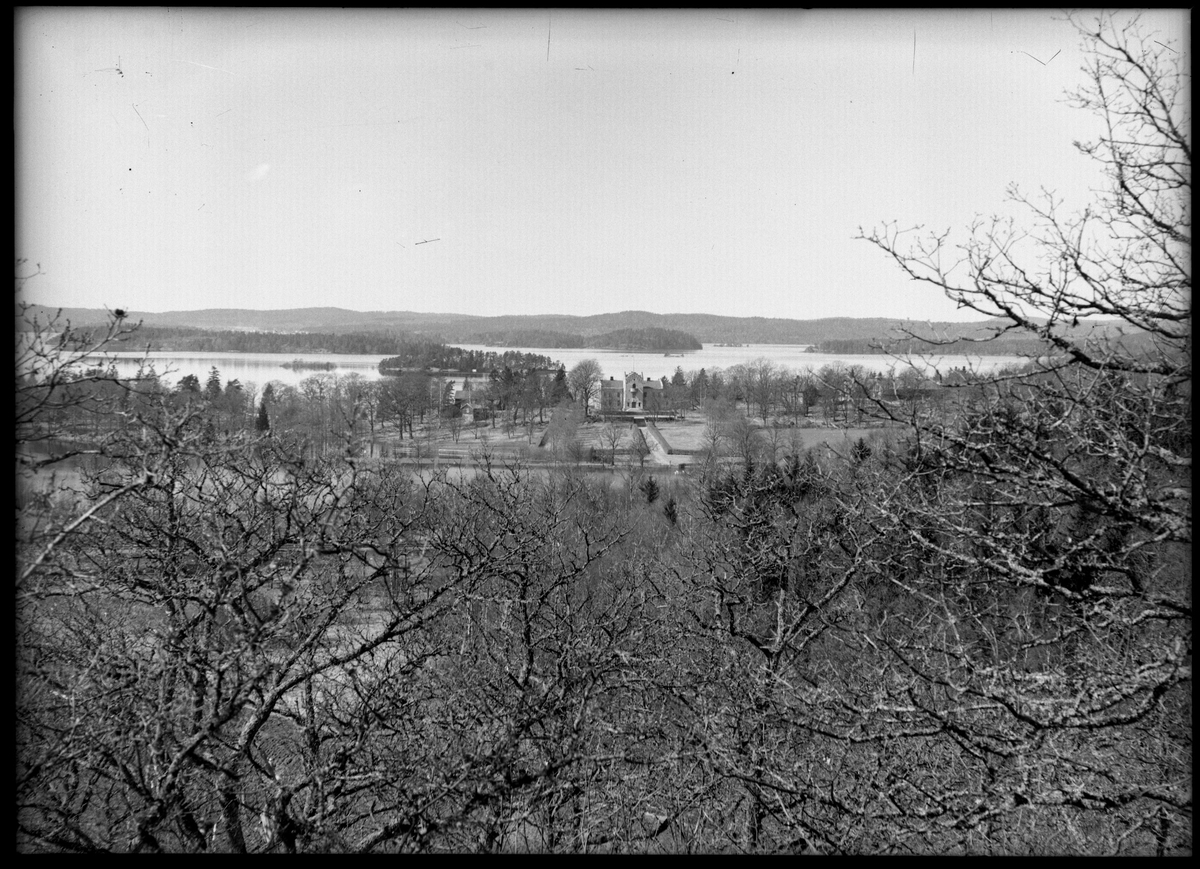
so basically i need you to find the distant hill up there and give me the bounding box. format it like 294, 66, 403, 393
16, 304, 955, 343
470, 327, 703, 352
16, 304, 1135, 350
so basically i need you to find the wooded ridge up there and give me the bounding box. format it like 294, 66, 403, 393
14, 304, 1132, 350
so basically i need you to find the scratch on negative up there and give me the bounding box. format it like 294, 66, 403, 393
176, 59, 240, 77
131, 104, 150, 132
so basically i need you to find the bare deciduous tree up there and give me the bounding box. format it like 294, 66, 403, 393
566, 359, 602, 419
598, 422, 626, 466
848, 12, 1191, 853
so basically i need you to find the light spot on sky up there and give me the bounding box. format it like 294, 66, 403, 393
245, 163, 271, 183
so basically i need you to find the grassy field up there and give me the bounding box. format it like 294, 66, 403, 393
371, 414, 906, 471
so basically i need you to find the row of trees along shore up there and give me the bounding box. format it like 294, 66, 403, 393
17, 15, 1189, 854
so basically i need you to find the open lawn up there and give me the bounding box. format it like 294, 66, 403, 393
374, 414, 908, 470
615, 417, 905, 456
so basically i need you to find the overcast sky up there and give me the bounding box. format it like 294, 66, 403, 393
15, 8, 1189, 321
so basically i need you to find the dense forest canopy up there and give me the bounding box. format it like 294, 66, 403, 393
378, 343, 556, 373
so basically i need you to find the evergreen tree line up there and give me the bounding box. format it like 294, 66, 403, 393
114, 325, 415, 356
378, 345, 556, 374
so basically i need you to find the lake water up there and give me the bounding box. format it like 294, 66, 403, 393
92, 344, 1028, 395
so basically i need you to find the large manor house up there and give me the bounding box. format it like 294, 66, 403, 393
600, 372, 668, 413
443, 370, 670, 420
